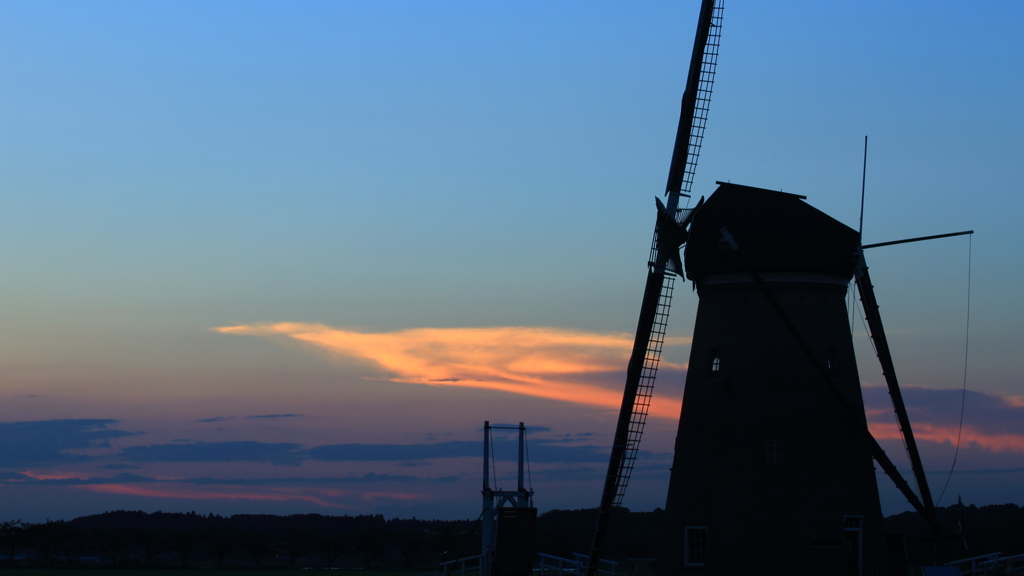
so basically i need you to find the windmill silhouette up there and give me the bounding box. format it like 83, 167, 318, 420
583, 1, 972, 573
655, 183, 963, 574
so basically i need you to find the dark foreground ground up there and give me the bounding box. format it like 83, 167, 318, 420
0, 503, 1020, 571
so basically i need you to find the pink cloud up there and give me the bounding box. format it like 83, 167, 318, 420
215, 323, 686, 419
19, 470, 92, 481
78, 482, 428, 510
868, 421, 1024, 454
864, 385, 1024, 455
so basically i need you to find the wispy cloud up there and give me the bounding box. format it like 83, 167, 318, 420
246, 414, 300, 419
101, 463, 140, 470
82, 484, 349, 509
0, 471, 456, 510
0, 471, 457, 486
113, 439, 639, 466
119, 441, 305, 466
864, 386, 1024, 453
214, 323, 687, 418
0, 420, 140, 467
306, 439, 640, 464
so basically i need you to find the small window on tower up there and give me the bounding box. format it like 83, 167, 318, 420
766, 437, 783, 465
709, 350, 721, 375
684, 527, 707, 565
827, 350, 838, 373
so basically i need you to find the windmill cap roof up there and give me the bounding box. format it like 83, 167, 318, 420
684, 182, 860, 281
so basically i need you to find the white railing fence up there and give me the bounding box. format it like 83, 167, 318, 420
947, 552, 1024, 575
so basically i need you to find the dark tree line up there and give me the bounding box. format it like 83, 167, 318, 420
0, 511, 476, 569
1, 504, 1019, 569
884, 502, 1024, 566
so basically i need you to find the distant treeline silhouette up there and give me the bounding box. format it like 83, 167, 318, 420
884, 502, 1024, 566
0, 511, 476, 569
0, 503, 1020, 569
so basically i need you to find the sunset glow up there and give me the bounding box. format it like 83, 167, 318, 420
215, 323, 686, 419
868, 421, 1024, 454
0, 0, 1019, 524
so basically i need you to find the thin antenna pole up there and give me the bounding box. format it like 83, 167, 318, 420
859, 135, 868, 239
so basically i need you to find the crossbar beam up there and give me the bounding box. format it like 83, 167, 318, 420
862, 230, 973, 249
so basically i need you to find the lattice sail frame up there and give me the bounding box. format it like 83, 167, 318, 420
676, 2, 723, 202
611, 3, 724, 509
610, 274, 674, 508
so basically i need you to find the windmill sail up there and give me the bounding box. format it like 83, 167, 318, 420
585, 2, 723, 573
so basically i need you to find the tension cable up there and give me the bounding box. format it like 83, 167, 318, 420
937, 234, 972, 506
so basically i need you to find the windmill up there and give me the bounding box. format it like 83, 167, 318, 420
654, 183, 974, 574
584, 1, 722, 573
582, 1, 973, 574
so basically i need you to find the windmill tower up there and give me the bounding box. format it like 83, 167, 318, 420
649, 180, 970, 574
657, 183, 889, 574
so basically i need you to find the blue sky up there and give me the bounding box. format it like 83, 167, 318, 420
0, 1, 1022, 521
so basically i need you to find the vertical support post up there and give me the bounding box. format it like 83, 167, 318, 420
859, 135, 868, 239
482, 421, 494, 576
483, 421, 491, 493
517, 422, 525, 495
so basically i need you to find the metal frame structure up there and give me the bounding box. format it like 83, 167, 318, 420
481, 421, 534, 576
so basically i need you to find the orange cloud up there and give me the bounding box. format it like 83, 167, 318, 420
214, 323, 686, 419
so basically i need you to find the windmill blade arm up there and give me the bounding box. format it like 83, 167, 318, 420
586, 270, 672, 576
665, 0, 722, 206
587, 3, 720, 572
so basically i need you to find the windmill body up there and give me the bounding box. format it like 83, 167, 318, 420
588, 1, 944, 572
658, 183, 890, 575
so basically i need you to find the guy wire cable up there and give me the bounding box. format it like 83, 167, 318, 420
856, 295, 879, 358
937, 234, 972, 506
849, 281, 857, 334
